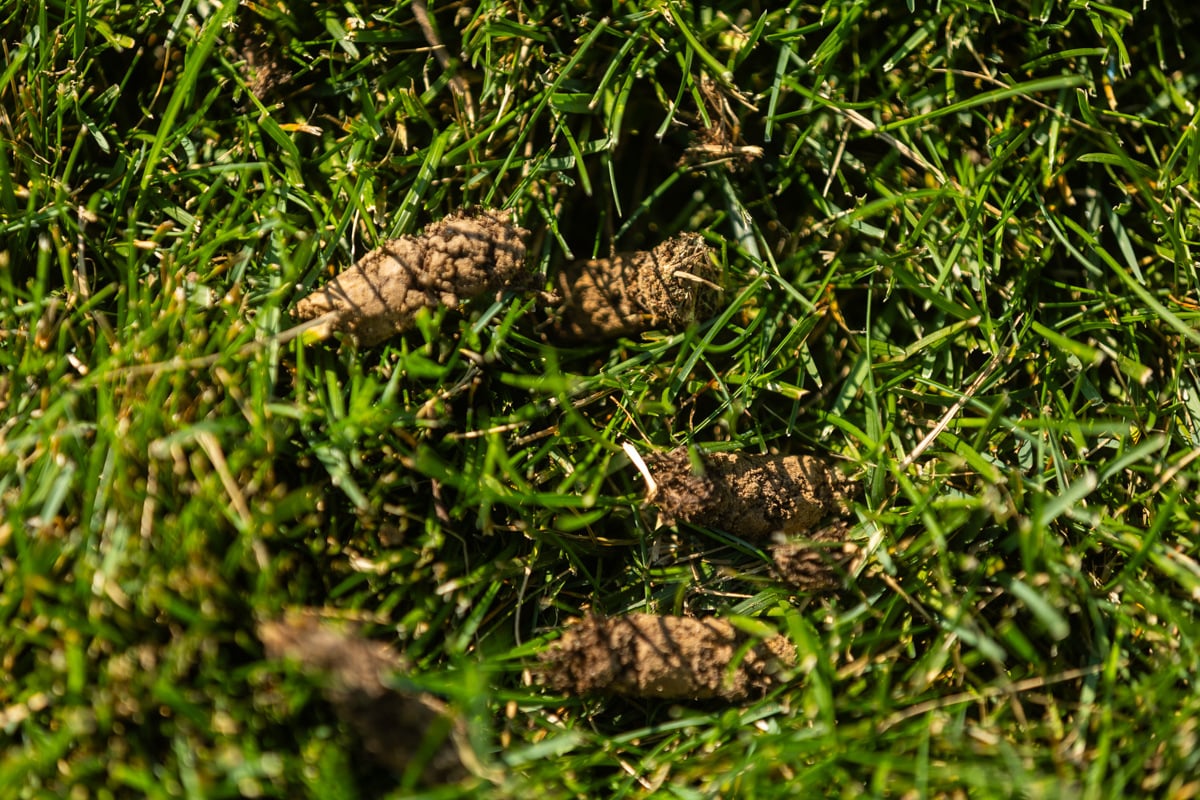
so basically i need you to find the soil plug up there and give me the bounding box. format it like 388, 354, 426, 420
258, 610, 475, 783
293, 209, 530, 346
645, 446, 850, 540
541, 613, 794, 702
554, 232, 721, 340
770, 520, 859, 592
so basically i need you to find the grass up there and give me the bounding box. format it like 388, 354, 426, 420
2, 0, 1199, 796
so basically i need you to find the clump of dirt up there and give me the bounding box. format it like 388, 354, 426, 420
258, 610, 472, 783
541, 613, 794, 701
293, 209, 530, 346
770, 520, 858, 592
646, 447, 851, 540
239, 32, 293, 102
679, 76, 764, 171
553, 233, 722, 340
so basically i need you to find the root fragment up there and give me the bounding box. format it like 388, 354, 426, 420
646, 447, 851, 540
293, 209, 529, 346
258, 610, 472, 783
541, 613, 794, 702
554, 233, 722, 340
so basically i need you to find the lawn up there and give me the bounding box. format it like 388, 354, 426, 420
2, 0, 1200, 797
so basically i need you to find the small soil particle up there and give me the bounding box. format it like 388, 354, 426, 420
770, 520, 857, 592
239, 33, 292, 102
293, 209, 530, 346
258, 611, 471, 783
554, 233, 721, 340
646, 447, 850, 540
541, 613, 794, 701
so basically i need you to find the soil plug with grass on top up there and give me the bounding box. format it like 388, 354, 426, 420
770, 520, 860, 592
293, 209, 530, 346
553, 232, 722, 341
258, 610, 478, 783
541, 613, 794, 702
642, 446, 851, 541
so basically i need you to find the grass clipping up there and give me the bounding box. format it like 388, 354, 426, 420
293, 209, 529, 346
258, 611, 473, 783
542, 614, 794, 702
646, 447, 850, 540
554, 232, 721, 340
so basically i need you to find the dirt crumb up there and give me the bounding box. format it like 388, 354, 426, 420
239, 33, 292, 102
293, 209, 530, 346
646, 447, 851, 541
680, 76, 764, 171
258, 610, 471, 783
541, 613, 794, 701
770, 520, 858, 592
554, 233, 721, 340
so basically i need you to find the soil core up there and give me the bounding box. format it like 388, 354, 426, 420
293, 209, 529, 346
554, 233, 721, 340
258, 611, 471, 782
770, 520, 858, 592
646, 447, 850, 540
542, 613, 794, 701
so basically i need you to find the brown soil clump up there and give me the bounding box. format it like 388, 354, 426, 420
541, 613, 794, 701
646, 447, 851, 541
239, 33, 293, 102
770, 520, 858, 592
258, 610, 472, 783
293, 209, 529, 346
554, 233, 721, 340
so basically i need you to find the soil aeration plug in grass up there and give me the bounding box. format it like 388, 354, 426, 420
645, 447, 850, 540
770, 520, 858, 592
542, 614, 794, 701
554, 232, 722, 340
293, 209, 529, 346
258, 611, 474, 783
